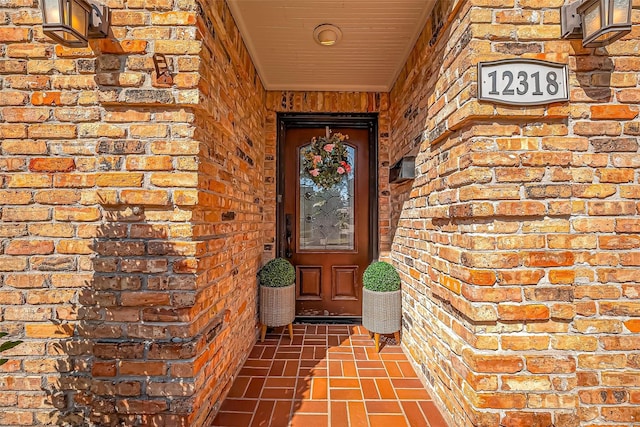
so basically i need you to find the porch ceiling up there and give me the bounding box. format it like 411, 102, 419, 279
226, 0, 435, 92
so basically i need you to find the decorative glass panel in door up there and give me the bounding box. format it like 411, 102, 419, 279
299, 146, 356, 251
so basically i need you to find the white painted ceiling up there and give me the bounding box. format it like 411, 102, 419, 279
227, 0, 435, 92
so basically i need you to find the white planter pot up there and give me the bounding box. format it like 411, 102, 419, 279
260, 284, 295, 327
362, 288, 401, 334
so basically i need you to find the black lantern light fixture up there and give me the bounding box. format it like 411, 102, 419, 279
561, 0, 632, 47
42, 0, 110, 47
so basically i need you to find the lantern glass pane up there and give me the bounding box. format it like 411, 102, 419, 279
70, 0, 88, 36
62, 29, 83, 43
42, 0, 62, 24
583, 2, 602, 39
612, 0, 630, 24
593, 31, 617, 43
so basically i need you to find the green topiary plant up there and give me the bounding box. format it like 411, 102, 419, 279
363, 261, 401, 292
258, 258, 295, 288
0, 332, 22, 366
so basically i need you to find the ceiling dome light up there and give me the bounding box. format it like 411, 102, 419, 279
313, 24, 342, 46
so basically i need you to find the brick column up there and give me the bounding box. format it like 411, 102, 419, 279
391, 0, 640, 426
0, 0, 265, 425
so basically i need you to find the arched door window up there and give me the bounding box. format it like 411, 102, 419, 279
298, 144, 356, 251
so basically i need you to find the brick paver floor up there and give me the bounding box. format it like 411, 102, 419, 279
212, 324, 449, 427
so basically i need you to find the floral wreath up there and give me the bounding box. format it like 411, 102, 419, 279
301, 132, 352, 190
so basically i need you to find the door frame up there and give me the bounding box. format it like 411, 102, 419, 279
276, 113, 379, 272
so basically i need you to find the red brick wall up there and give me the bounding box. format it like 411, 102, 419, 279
190, 1, 266, 424
0, 0, 265, 425
390, 0, 640, 426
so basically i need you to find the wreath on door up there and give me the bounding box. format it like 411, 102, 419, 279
301, 132, 352, 190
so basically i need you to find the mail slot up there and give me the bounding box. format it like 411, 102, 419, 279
389, 156, 416, 183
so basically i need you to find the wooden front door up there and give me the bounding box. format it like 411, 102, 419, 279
280, 118, 376, 317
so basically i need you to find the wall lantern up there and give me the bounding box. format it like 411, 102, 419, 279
561, 0, 632, 47
41, 0, 110, 47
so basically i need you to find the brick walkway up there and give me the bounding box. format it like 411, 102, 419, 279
212, 324, 449, 427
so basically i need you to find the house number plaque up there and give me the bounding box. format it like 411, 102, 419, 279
478, 59, 569, 106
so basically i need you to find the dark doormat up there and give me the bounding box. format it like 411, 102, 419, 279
294, 316, 362, 325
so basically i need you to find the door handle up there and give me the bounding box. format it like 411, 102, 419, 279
285, 213, 293, 258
